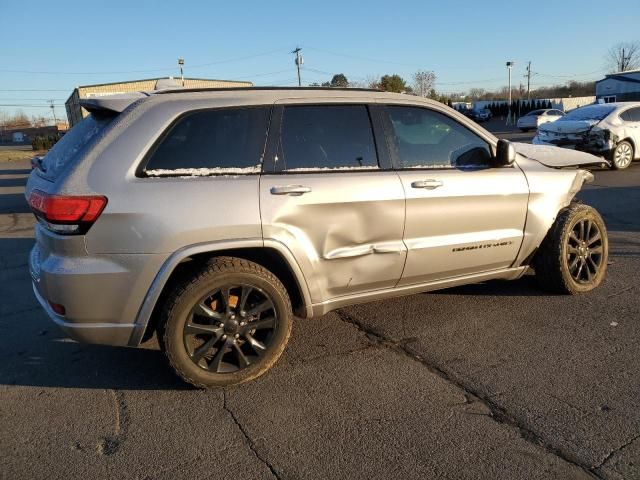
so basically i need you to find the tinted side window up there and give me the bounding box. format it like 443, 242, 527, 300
278, 105, 378, 171
144, 107, 270, 174
386, 106, 492, 169
622, 107, 640, 122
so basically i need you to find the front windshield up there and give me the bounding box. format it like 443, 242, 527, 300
560, 105, 615, 122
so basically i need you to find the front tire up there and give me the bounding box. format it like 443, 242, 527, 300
610, 140, 634, 170
161, 257, 292, 388
534, 203, 608, 294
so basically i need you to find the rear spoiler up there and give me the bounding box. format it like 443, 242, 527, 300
79, 92, 149, 114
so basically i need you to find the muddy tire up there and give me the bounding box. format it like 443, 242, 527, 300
160, 257, 292, 388
610, 140, 634, 170
534, 203, 608, 294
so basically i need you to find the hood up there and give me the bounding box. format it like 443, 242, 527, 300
513, 142, 604, 168
539, 119, 599, 134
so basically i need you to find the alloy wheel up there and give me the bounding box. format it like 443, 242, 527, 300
565, 218, 603, 284
614, 143, 633, 169
183, 284, 277, 373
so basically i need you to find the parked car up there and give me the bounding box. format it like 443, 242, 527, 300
517, 109, 564, 132
533, 102, 640, 170
26, 88, 609, 387
462, 108, 491, 123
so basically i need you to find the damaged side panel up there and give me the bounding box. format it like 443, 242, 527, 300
513, 156, 592, 267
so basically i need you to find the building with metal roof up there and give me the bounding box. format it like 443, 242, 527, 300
64, 77, 252, 126
596, 70, 640, 103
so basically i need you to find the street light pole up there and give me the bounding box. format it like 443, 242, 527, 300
506, 61, 514, 125
178, 58, 185, 86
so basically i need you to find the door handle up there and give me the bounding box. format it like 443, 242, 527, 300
270, 185, 312, 196
411, 179, 443, 189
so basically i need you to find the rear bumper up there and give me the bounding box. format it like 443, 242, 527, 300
29, 232, 167, 347
32, 283, 135, 346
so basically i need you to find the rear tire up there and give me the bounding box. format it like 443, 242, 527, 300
534, 203, 608, 294
161, 257, 292, 388
610, 140, 634, 170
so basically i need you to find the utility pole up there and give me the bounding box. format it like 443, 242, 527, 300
178, 58, 185, 86
526, 61, 532, 100
48, 100, 57, 125
292, 47, 303, 86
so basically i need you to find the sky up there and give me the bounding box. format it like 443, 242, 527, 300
0, 0, 638, 121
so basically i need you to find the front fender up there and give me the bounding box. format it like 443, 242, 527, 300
514, 156, 593, 267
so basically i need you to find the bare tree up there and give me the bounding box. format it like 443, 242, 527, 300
606, 41, 640, 72
413, 70, 436, 97
468, 88, 486, 99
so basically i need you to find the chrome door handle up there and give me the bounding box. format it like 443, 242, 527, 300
270, 185, 312, 196
411, 179, 443, 189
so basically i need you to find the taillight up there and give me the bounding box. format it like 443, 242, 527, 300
28, 190, 107, 235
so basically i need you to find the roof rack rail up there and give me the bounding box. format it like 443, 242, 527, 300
154, 86, 381, 95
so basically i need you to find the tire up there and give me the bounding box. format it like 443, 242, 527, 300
534, 203, 608, 294
160, 257, 293, 388
610, 140, 634, 170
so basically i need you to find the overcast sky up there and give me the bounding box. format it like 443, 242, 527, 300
1, 0, 638, 120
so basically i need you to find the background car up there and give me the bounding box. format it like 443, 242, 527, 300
534, 102, 640, 170
516, 109, 564, 132
467, 109, 491, 123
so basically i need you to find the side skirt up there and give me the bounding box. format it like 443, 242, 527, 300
311, 267, 527, 317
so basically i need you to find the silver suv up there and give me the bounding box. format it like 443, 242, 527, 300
26, 88, 609, 387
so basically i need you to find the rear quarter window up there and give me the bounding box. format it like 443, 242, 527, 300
142, 106, 270, 176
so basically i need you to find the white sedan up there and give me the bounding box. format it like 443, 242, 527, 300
517, 109, 564, 132
533, 102, 640, 170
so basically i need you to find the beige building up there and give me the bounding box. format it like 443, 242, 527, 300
65, 77, 253, 126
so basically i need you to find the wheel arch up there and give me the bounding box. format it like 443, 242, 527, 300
129, 239, 312, 346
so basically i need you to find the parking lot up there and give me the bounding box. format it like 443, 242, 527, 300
1, 127, 639, 479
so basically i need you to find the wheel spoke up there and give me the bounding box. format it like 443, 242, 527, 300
568, 256, 580, 271
245, 333, 267, 354
574, 259, 584, 280
578, 221, 585, 241
246, 300, 273, 317
239, 286, 253, 313
243, 316, 275, 332
584, 220, 592, 241
220, 287, 231, 314
589, 246, 603, 255
194, 302, 223, 319
569, 232, 580, 245
208, 341, 228, 373
567, 246, 579, 255
586, 255, 599, 274
231, 342, 250, 368
191, 333, 221, 363
184, 322, 220, 336
588, 232, 601, 246
584, 260, 594, 281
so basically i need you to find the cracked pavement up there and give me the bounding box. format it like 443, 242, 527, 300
1, 149, 639, 479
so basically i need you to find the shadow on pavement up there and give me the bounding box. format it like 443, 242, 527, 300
0, 334, 191, 391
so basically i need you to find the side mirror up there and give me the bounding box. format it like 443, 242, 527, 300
496, 139, 516, 166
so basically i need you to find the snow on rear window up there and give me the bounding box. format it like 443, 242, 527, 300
40, 114, 114, 180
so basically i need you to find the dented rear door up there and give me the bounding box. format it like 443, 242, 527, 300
259, 102, 406, 304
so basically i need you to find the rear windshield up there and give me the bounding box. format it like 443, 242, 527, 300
39, 113, 115, 180
560, 105, 615, 122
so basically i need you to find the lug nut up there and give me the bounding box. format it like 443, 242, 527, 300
219, 323, 225, 328
221, 334, 227, 340
240, 310, 246, 317
234, 333, 240, 339
240, 322, 246, 326
230, 314, 236, 320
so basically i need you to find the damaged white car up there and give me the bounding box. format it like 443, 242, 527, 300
533, 102, 640, 170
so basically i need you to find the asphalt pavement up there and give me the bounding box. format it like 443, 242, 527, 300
1, 131, 639, 479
